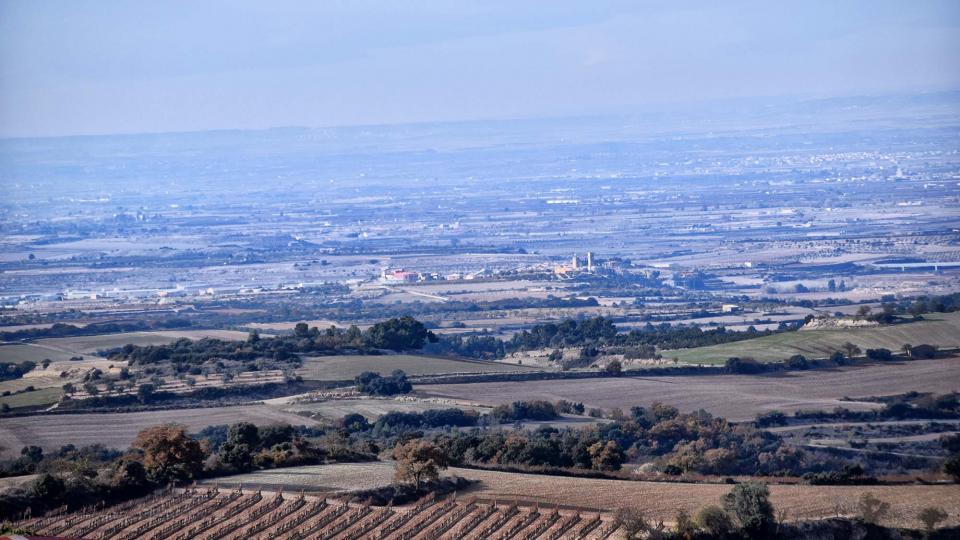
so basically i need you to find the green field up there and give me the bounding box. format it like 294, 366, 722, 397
0, 386, 61, 409
297, 354, 535, 381
0, 343, 90, 363
34, 329, 252, 355
663, 312, 960, 364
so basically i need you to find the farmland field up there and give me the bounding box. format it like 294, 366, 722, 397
247, 319, 354, 331
296, 354, 535, 382
0, 474, 37, 493
0, 387, 61, 410
0, 405, 319, 458
663, 312, 960, 364
34, 329, 255, 355
455, 467, 960, 529
0, 356, 121, 410
196, 461, 960, 529
0, 343, 92, 363
417, 357, 960, 421
280, 397, 491, 420
198, 461, 397, 493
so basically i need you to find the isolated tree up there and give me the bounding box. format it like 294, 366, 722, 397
856, 305, 872, 318
21, 445, 43, 463
293, 322, 310, 338
137, 383, 156, 404
857, 492, 890, 524
918, 506, 948, 533
132, 423, 206, 484
62, 382, 75, 395
613, 507, 651, 539
605, 360, 623, 376
841, 342, 861, 358
827, 279, 837, 292
340, 413, 370, 433
945, 452, 960, 482
722, 482, 775, 538
901, 343, 913, 356
392, 440, 449, 490
787, 354, 809, 370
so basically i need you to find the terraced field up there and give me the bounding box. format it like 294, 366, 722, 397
297, 354, 535, 382
17, 488, 619, 540
0, 355, 120, 410
662, 312, 960, 364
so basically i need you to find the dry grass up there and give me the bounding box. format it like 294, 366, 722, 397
0, 474, 37, 493
199, 461, 397, 493
417, 356, 960, 421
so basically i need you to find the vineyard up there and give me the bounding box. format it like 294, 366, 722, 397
15, 487, 623, 540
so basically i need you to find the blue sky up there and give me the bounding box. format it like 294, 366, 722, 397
1, 0, 958, 137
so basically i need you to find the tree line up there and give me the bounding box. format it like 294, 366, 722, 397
111, 316, 436, 368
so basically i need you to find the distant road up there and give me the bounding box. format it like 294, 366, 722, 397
381, 285, 450, 302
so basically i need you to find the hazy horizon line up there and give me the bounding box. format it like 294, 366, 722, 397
3, 88, 959, 143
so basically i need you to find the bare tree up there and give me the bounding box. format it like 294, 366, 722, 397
918, 506, 948, 533
858, 493, 890, 525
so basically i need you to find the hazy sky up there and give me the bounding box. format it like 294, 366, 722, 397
1, 0, 958, 137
